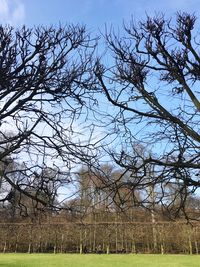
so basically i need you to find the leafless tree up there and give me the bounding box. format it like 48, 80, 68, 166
0, 24, 98, 210
94, 12, 200, 219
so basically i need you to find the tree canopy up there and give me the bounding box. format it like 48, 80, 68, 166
93, 12, 200, 219
0, 24, 97, 211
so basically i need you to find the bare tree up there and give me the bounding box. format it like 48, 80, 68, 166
94, 12, 200, 219
0, 24, 97, 210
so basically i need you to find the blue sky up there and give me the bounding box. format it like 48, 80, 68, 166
0, 0, 199, 28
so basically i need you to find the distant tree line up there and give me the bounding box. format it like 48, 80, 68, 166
0, 221, 200, 254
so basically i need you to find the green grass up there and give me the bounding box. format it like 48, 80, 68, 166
0, 254, 199, 267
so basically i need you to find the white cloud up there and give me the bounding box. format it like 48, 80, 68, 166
0, 0, 25, 26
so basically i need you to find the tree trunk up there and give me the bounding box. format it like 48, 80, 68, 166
28, 243, 31, 254
80, 227, 83, 254
3, 241, 6, 253
188, 235, 192, 255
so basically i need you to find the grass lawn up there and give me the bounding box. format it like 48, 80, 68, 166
0, 254, 199, 267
